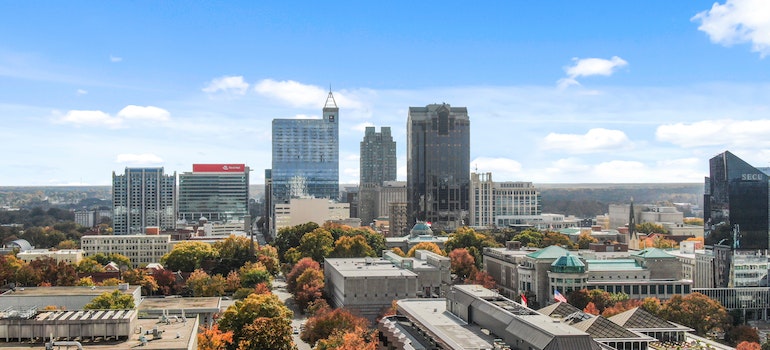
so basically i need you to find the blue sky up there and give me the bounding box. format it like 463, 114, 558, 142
3, 1, 770, 186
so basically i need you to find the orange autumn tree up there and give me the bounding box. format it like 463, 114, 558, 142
197, 324, 233, 350
736, 341, 761, 350
315, 326, 377, 350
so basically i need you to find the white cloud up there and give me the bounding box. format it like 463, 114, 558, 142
656, 119, 770, 147
558, 56, 628, 88
76, 89, 87, 96
59, 110, 123, 128
57, 105, 170, 128
693, 0, 770, 57
116, 105, 170, 121
545, 158, 592, 175
352, 122, 375, 132
254, 79, 327, 108
115, 153, 164, 164
254, 79, 365, 109
542, 128, 632, 153
471, 157, 523, 180
202, 75, 250, 96
110, 55, 123, 63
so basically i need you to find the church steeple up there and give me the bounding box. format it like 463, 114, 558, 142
628, 197, 637, 239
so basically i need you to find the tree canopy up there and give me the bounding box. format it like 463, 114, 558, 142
161, 241, 219, 272
84, 290, 135, 310
218, 292, 294, 350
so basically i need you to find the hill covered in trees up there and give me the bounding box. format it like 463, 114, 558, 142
538, 183, 703, 218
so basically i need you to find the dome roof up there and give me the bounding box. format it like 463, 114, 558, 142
551, 253, 585, 268
551, 253, 586, 273
409, 222, 433, 237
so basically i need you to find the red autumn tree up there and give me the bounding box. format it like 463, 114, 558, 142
449, 248, 477, 282
584, 302, 600, 316
736, 341, 761, 350
300, 308, 369, 346
287, 257, 320, 294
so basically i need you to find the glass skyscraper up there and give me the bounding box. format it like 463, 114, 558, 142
359, 126, 397, 225
704, 151, 770, 250
271, 91, 339, 209
112, 167, 176, 234
178, 164, 250, 223
407, 103, 470, 232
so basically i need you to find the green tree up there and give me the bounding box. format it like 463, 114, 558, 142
541, 231, 577, 249
636, 222, 669, 235
239, 262, 272, 289
218, 292, 294, 350
297, 228, 335, 263
212, 235, 256, 275
161, 241, 219, 272
91, 253, 132, 270
512, 229, 544, 247
84, 290, 135, 309
274, 222, 319, 261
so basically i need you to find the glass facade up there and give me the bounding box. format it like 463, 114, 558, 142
112, 167, 176, 234
407, 104, 470, 232
705, 151, 770, 250
359, 126, 397, 225
271, 92, 339, 208
178, 165, 250, 223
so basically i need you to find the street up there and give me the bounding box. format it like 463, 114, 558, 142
273, 277, 312, 350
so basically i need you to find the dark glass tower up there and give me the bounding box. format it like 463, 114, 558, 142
704, 151, 770, 250
407, 103, 470, 232
359, 126, 397, 225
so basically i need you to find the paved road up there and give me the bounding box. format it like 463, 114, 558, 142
273, 278, 312, 350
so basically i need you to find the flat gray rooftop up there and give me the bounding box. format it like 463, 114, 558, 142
325, 258, 418, 278
397, 299, 496, 349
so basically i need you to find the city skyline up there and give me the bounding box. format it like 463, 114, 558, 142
3, 1, 770, 186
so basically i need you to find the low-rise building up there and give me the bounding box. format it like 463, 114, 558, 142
484, 243, 693, 307
17, 249, 83, 265
81, 235, 171, 268
273, 198, 350, 232
324, 250, 451, 320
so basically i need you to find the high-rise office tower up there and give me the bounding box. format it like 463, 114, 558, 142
469, 172, 541, 228
359, 126, 397, 225
178, 164, 250, 224
112, 167, 176, 234
270, 91, 339, 231
407, 103, 470, 232
704, 151, 770, 250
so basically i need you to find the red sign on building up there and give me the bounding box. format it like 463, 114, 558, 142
192, 164, 246, 173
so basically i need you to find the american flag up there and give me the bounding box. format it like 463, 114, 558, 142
554, 290, 568, 303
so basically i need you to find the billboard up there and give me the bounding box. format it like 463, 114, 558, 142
192, 164, 247, 173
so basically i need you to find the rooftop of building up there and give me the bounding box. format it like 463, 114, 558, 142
324, 257, 419, 278
526, 245, 571, 260
395, 298, 498, 349
631, 248, 676, 259
1, 285, 140, 297
137, 297, 220, 312
585, 259, 643, 271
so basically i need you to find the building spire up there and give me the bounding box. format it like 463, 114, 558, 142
323, 87, 338, 109
628, 197, 637, 239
